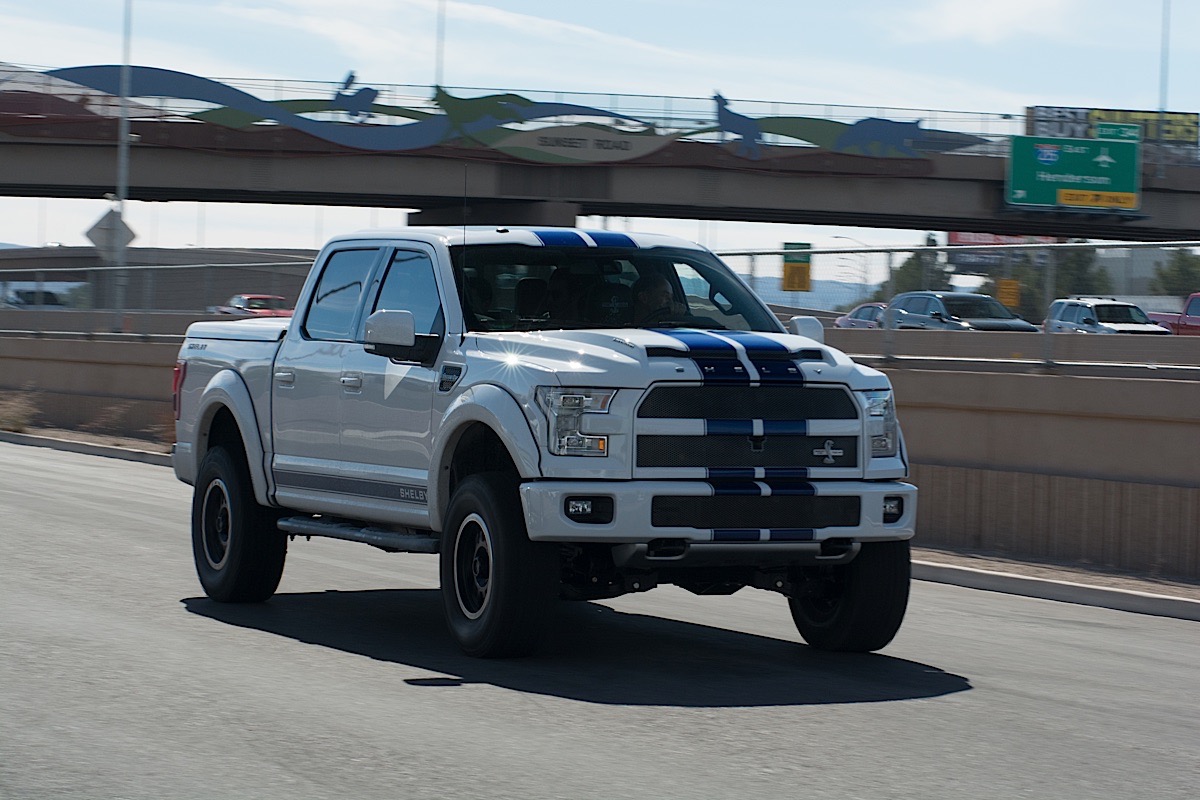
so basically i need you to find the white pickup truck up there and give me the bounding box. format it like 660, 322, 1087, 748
173, 226, 916, 657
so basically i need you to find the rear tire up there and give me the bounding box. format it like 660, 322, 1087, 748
191, 446, 287, 602
440, 473, 559, 658
788, 540, 910, 652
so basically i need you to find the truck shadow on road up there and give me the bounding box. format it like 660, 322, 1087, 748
182, 589, 971, 708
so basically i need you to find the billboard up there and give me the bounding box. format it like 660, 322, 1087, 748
1026, 106, 1199, 144
946, 232, 1057, 269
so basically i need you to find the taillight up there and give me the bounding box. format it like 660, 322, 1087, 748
172, 360, 187, 420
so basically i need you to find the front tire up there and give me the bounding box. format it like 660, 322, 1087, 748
440, 473, 559, 658
788, 540, 910, 652
191, 446, 287, 602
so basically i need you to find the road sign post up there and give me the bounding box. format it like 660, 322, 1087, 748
782, 242, 811, 292
1006, 135, 1141, 211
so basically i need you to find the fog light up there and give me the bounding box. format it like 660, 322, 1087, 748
883, 496, 903, 523
564, 496, 614, 524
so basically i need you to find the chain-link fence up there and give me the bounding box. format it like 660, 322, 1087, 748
1, 243, 1196, 369
717, 240, 1199, 369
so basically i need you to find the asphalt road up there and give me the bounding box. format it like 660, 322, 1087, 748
2, 443, 1197, 800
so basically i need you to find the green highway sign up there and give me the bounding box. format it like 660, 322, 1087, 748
1095, 122, 1141, 141
1007, 135, 1141, 211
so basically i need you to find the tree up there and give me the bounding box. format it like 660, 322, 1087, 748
1150, 249, 1200, 299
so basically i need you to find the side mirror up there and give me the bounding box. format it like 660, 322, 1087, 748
786, 315, 825, 343
1081, 316, 1096, 325
929, 310, 944, 321
364, 309, 417, 361
364, 309, 443, 366
365, 309, 416, 348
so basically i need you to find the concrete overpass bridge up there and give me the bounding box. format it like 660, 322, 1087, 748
4, 65, 1200, 240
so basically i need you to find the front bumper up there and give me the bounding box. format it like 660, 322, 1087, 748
519, 479, 916, 544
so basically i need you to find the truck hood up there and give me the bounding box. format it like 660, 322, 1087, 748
1099, 322, 1173, 334
468, 327, 887, 390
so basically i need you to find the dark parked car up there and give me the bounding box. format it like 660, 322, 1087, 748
885, 291, 1038, 331
834, 302, 887, 328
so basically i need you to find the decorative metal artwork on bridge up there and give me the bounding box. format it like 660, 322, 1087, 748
1, 63, 988, 165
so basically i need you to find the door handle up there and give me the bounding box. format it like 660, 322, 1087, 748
340, 374, 363, 389
274, 370, 295, 384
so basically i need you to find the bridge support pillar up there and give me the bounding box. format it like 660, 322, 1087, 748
408, 201, 580, 227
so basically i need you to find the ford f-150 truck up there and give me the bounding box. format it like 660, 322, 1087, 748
173, 227, 917, 658
1148, 292, 1200, 335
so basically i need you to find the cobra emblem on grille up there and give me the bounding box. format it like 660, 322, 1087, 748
813, 439, 844, 464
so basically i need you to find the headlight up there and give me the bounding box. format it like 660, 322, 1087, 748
860, 390, 898, 458
535, 387, 616, 456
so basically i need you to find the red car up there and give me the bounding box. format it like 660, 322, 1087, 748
214, 294, 293, 317
834, 302, 886, 328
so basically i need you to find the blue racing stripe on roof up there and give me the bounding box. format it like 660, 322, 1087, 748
532, 230, 588, 247
583, 231, 637, 248
651, 329, 736, 352
719, 330, 790, 352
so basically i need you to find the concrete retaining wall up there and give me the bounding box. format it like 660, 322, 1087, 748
1, 335, 1196, 578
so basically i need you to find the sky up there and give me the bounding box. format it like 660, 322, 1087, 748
1, 0, 1196, 284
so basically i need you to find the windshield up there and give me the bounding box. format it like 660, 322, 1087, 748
450, 245, 781, 333
943, 296, 1016, 319
1095, 304, 1150, 324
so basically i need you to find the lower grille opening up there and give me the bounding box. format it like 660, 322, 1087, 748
652, 495, 861, 529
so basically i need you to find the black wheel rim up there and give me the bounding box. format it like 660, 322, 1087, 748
453, 513, 493, 620
200, 479, 232, 570
797, 568, 846, 624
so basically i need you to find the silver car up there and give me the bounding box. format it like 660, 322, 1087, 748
1044, 297, 1171, 335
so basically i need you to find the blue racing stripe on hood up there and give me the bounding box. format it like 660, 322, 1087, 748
583, 231, 637, 248
718, 330, 790, 352
532, 230, 588, 246
651, 329, 736, 352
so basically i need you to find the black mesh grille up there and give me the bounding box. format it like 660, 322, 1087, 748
652, 495, 861, 529
637, 385, 857, 420
637, 435, 857, 468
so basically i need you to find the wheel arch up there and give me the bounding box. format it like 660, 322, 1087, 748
194, 369, 273, 507
428, 384, 541, 531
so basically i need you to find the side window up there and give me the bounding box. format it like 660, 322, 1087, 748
304, 248, 379, 340
1059, 304, 1079, 323
909, 298, 932, 315
1185, 297, 1200, 317
373, 249, 445, 336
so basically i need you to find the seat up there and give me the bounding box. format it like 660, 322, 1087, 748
582, 281, 634, 326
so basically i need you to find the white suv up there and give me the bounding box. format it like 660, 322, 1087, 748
1044, 297, 1170, 335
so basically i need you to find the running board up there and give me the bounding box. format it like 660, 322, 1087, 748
278, 516, 439, 554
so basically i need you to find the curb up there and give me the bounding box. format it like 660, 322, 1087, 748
0, 430, 173, 467
913, 561, 1200, 623
2, 430, 1197, 622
